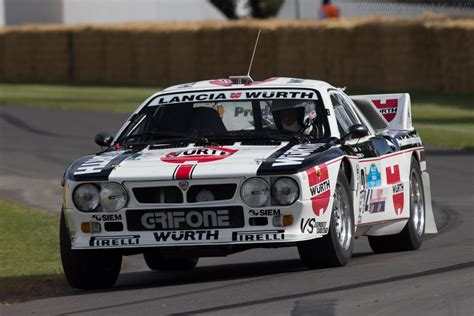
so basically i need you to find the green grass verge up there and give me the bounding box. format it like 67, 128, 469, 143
0, 83, 157, 112
410, 92, 474, 150
0, 83, 472, 149
0, 199, 67, 305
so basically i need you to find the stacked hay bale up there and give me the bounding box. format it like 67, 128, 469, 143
134, 24, 170, 86
0, 29, 5, 81
0, 16, 472, 92
431, 18, 474, 92
1, 25, 70, 82
72, 26, 106, 82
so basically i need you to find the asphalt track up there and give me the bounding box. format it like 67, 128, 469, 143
0, 105, 473, 315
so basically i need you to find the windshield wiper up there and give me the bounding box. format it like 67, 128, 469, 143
261, 129, 312, 143
121, 131, 218, 146
206, 130, 311, 143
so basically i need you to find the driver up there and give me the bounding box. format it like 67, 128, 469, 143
272, 100, 320, 137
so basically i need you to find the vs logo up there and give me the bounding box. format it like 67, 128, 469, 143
386, 164, 404, 215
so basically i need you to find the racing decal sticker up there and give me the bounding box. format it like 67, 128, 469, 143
90, 235, 140, 247
173, 164, 197, 180
126, 207, 244, 231
372, 99, 398, 122
154, 230, 219, 242
209, 79, 233, 87
91, 214, 122, 222
161, 147, 238, 180
300, 218, 329, 234
368, 189, 386, 213
161, 147, 237, 164
152, 89, 317, 106
396, 134, 422, 148
367, 164, 381, 188
232, 230, 284, 242
272, 143, 326, 167
306, 163, 331, 216
249, 209, 281, 217
69, 150, 136, 181
74, 151, 125, 175
386, 164, 404, 215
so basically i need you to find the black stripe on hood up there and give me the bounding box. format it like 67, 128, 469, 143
65, 150, 138, 182
257, 142, 344, 175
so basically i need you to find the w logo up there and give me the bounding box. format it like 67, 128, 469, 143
386, 165, 404, 215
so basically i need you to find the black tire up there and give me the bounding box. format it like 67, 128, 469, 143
298, 171, 354, 269
143, 252, 198, 271
368, 156, 425, 253
60, 211, 122, 289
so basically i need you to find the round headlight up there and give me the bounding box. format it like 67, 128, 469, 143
271, 177, 299, 206
100, 183, 128, 212
73, 184, 100, 212
240, 178, 270, 207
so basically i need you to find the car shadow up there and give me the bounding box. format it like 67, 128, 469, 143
64, 251, 376, 297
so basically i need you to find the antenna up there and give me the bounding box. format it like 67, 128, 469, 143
228, 29, 261, 84
247, 29, 261, 78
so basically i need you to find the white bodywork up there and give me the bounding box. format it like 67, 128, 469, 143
64, 77, 436, 250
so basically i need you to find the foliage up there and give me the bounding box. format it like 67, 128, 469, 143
210, 0, 284, 19
210, 0, 237, 19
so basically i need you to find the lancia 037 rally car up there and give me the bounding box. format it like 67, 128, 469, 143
60, 76, 437, 289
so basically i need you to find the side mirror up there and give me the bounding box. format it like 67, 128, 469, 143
342, 124, 369, 142
95, 132, 114, 147
349, 124, 369, 139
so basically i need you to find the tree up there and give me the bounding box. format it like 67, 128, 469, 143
248, 0, 284, 18
210, 0, 237, 19
210, 0, 284, 19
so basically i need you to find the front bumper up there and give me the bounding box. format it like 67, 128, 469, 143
64, 199, 331, 250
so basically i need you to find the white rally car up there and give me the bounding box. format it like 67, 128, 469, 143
60, 76, 436, 289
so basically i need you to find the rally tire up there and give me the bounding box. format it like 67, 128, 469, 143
143, 252, 199, 271
368, 156, 425, 253
298, 171, 354, 269
60, 211, 122, 289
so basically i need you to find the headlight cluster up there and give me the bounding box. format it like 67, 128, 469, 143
73, 183, 128, 212
240, 177, 299, 207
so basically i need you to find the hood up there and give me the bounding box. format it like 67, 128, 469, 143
67, 141, 339, 182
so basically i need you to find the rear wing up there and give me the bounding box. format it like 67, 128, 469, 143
350, 93, 412, 131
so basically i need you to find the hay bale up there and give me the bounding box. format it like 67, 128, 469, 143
134, 29, 170, 86
103, 29, 135, 84
0, 17, 472, 92
33, 29, 71, 82
72, 27, 106, 82
167, 26, 199, 84
3, 30, 37, 81
0, 30, 5, 81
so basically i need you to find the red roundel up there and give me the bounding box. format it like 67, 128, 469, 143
306, 163, 331, 216
161, 147, 237, 164
209, 79, 233, 87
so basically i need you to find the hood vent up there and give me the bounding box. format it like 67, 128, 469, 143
241, 140, 282, 146
194, 140, 235, 147
149, 143, 189, 150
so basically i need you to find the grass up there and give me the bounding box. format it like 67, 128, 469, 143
0, 199, 68, 305
410, 92, 474, 150
0, 83, 472, 149
0, 83, 157, 112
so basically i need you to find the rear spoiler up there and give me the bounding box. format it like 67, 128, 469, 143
350, 93, 412, 131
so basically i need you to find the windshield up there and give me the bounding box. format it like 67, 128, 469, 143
117, 92, 328, 146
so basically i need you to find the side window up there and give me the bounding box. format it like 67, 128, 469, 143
330, 92, 360, 135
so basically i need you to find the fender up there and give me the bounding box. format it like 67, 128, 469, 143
422, 171, 437, 234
